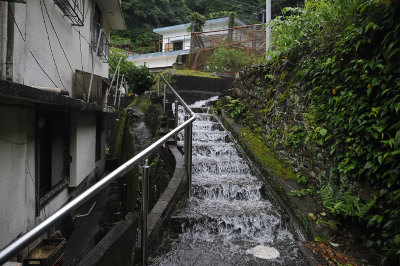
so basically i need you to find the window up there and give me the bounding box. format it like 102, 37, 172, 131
36, 110, 69, 211
92, 4, 110, 63
54, 0, 84, 26
173, 41, 183, 51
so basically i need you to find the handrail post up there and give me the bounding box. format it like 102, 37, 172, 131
163, 83, 166, 114
187, 122, 193, 199
141, 159, 149, 266
184, 114, 190, 198
157, 76, 160, 97
174, 99, 179, 141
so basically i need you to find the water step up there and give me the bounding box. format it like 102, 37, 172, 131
192, 144, 238, 157
192, 131, 229, 142
192, 160, 250, 175
192, 183, 262, 201
192, 121, 224, 132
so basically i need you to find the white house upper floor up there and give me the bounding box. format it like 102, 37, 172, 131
129, 17, 245, 70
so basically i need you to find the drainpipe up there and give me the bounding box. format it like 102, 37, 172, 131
0, 2, 7, 79
87, 28, 103, 102
105, 57, 122, 107
6, 2, 14, 81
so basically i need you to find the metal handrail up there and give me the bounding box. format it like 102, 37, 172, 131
0, 74, 196, 264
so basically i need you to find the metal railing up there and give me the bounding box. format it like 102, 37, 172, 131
0, 74, 196, 265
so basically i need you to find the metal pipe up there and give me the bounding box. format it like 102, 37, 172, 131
0, 74, 196, 265
184, 114, 189, 198
163, 83, 166, 114
0, 1, 8, 80
266, 0, 271, 54
141, 159, 149, 266
174, 99, 179, 141
117, 74, 124, 110
157, 76, 160, 97
87, 28, 103, 102
105, 57, 122, 106
158, 74, 195, 118
187, 122, 193, 199
6, 2, 14, 81
114, 67, 120, 106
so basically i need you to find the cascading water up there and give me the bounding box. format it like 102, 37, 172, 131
151, 97, 309, 265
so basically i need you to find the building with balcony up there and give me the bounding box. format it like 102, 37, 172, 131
129, 17, 245, 71
0, 0, 124, 251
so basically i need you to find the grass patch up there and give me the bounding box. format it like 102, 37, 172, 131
174, 69, 221, 79
240, 127, 295, 180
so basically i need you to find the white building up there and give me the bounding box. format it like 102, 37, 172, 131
0, 0, 124, 252
129, 17, 245, 70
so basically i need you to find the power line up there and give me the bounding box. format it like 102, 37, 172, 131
41, 0, 87, 94
39, 0, 66, 89
8, 4, 58, 87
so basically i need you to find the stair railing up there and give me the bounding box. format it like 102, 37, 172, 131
0, 74, 196, 266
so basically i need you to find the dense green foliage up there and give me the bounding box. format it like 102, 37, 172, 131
266, 0, 400, 263
109, 49, 155, 95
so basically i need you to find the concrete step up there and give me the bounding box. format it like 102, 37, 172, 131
159, 127, 170, 136
167, 118, 176, 129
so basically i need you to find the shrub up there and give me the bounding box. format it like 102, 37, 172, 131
109, 48, 155, 95
205, 45, 247, 72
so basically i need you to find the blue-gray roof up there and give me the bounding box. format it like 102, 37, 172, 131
153, 17, 245, 34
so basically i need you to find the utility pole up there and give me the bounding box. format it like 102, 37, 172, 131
266, 0, 271, 55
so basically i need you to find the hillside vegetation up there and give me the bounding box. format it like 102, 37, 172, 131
222, 0, 399, 264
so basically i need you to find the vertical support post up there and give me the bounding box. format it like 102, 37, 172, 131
113, 67, 120, 106
266, 0, 271, 55
187, 122, 193, 199
157, 76, 160, 97
163, 83, 166, 114
184, 114, 191, 198
141, 159, 149, 266
174, 99, 179, 141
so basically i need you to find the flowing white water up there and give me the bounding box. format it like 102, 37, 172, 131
151, 97, 308, 265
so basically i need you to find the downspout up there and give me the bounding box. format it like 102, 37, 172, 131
6, 2, 14, 81
0, 1, 7, 79
87, 28, 103, 102
104, 56, 122, 107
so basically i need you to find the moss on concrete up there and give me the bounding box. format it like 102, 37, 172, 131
174, 69, 221, 79
114, 109, 128, 159
240, 127, 296, 180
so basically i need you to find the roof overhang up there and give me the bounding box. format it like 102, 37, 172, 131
153, 17, 245, 35
96, 0, 125, 30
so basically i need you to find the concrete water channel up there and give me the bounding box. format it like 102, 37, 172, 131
150, 97, 310, 265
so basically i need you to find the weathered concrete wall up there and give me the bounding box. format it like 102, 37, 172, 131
0, 105, 107, 249
174, 75, 233, 94
0, 105, 35, 249
11, 0, 110, 92
77, 213, 138, 266
70, 113, 97, 187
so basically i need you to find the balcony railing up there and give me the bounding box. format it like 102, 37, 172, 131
53, 0, 84, 26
